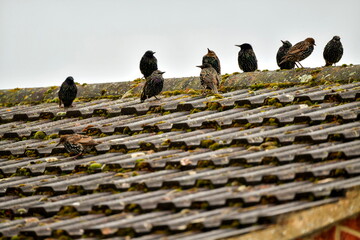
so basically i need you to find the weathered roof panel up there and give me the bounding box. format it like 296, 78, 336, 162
0, 74, 360, 239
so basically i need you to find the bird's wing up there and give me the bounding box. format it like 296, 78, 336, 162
215, 73, 221, 88
77, 136, 98, 146
201, 69, 219, 93
288, 41, 308, 55
59, 83, 77, 99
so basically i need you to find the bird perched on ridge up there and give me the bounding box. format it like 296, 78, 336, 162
197, 63, 220, 94
280, 37, 316, 68
56, 134, 99, 158
323, 36, 343, 66
58, 76, 77, 108
140, 50, 158, 78
202, 48, 221, 75
276, 40, 295, 70
235, 43, 258, 72
140, 70, 165, 103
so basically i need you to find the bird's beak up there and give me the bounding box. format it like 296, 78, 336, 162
281, 40, 285, 44
161, 71, 165, 74
196, 65, 202, 68
235, 45, 241, 47
207, 48, 211, 52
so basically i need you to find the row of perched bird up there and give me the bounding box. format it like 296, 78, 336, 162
139, 36, 343, 100
56, 36, 343, 158
58, 36, 343, 107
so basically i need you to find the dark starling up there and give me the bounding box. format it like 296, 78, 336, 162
276, 40, 296, 70
140, 70, 165, 103
196, 63, 220, 94
235, 43, 258, 72
139, 50, 158, 78
323, 36, 343, 66
202, 48, 221, 74
56, 134, 99, 158
58, 76, 77, 108
280, 37, 316, 68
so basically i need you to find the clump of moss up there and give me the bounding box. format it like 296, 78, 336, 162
44, 88, 53, 95
135, 159, 145, 163
148, 106, 164, 114
16, 167, 32, 176
133, 78, 143, 83
266, 118, 279, 126
207, 102, 221, 111
162, 90, 183, 97
161, 139, 171, 146
25, 150, 37, 158
186, 89, 202, 96
190, 108, 202, 114
57, 206, 79, 217
264, 98, 280, 106
44, 133, 59, 140
209, 142, 221, 150
89, 163, 102, 170
212, 94, 224, 99
33, 131, 46, 139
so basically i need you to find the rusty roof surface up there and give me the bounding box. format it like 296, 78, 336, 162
0, 81, 359, 239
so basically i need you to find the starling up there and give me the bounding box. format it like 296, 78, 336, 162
323, 36, 343, 66
140, 70, 165, 103
140, 50, 158, 78
202, 48, 221, 74
58, 76, 77, 108
196, 63, 220, 94
56, 134, 99, 158
276, 40, 296, 70
280, 37, 316, 68
235, 43, 258, 72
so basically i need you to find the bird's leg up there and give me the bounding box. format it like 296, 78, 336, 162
202, 88, 207, 96
295, 62, 300, 68
298, 62, 304, 68
154, 96, 159, 100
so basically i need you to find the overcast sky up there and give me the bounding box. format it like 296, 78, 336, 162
0, 0, 359, 90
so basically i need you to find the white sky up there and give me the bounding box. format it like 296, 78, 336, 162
0, 0, 359, 89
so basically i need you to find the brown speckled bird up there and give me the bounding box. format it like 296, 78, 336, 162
323, 36, 343, 66
56, 134, 99, 158
140, 50, 158, 78
280, 37, 316, 68
202, 48, 221, 74
197, 63, 220, 94
276, 40, 295, 70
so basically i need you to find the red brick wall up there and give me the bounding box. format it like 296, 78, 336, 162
300, 215, 360, 240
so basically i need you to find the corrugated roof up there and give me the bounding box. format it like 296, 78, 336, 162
0, 76, 359, 239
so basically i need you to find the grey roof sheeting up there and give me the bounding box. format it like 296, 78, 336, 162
0, 79, 359, 239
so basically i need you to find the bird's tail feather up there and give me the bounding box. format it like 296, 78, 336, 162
140, 92, 147, 103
